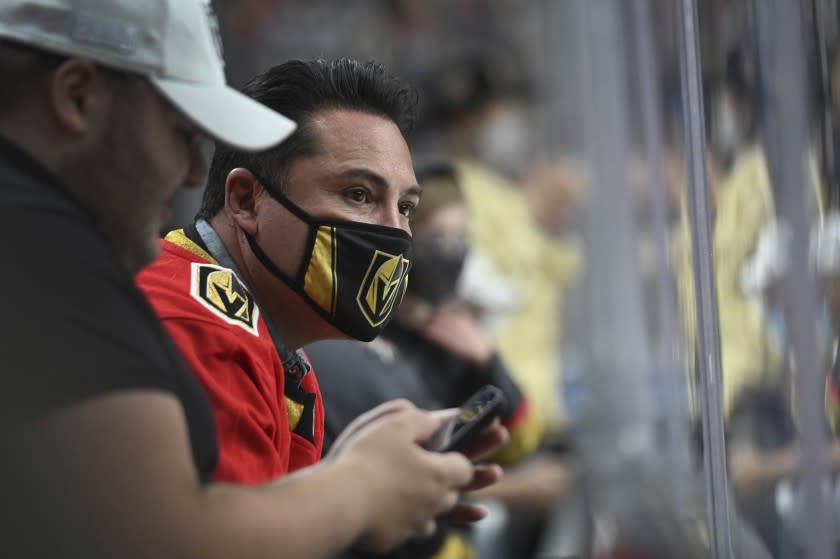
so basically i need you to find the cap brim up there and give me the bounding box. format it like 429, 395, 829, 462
150, 78, 297, 152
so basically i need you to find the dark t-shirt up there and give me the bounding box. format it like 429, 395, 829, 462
306, 338, 438, 451
308, 324, 524, 453
0, 135, 218, 481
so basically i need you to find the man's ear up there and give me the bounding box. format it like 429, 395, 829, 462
226, 168, 262, 235
48, 58, 110, 135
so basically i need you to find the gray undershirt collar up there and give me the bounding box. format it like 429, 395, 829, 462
193, 219, 310, 384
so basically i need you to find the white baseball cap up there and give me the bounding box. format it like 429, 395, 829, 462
0, 0, 296, 152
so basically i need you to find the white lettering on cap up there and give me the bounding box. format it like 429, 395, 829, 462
73, 12, 138, 54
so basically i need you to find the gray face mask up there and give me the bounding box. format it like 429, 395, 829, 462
473, 109, 532, 178
711, 96, 745, 162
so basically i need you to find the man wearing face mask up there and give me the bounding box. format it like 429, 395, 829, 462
135, 58, 507, 527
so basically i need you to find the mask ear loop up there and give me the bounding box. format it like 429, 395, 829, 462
250, 170, 314, 224
247, 170, 320, 288
244, 232, 298, 288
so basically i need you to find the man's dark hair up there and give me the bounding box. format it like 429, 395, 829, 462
197, 58, 420, 220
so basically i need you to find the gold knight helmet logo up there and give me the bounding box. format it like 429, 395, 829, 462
191, 264, 259, 334
357, 250, 410, 327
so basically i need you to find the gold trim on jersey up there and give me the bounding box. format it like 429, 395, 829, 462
165, 229, 217, 264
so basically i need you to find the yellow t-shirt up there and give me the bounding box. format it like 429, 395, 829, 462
674, 144, 823, 420
455, 159, 581, 435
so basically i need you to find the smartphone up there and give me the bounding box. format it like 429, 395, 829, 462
423, 385, 506, 453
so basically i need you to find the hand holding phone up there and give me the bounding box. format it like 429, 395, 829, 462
423, 385, 506, 453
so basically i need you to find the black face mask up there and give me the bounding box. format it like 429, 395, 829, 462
408, 236, 469, 306
245, 172, 413, 342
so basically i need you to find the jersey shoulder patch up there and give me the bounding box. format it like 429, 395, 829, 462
190, 262, 260, 335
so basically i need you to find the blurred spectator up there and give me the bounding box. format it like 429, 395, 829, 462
671, 46, 829, 555
419, 52, 584, 439
421, 49, 534, 181
674, 47, 826, 421
519, 157, 588, 238
706, 49, 757, 171
0, 1, 355, 557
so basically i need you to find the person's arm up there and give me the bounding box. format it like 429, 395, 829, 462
468, 454, 572, 513
728, 443, 802, 490
416, 307, 542, 463
33, 393, 480, 558
464, 354, 542, 464
728, 441, 840, 491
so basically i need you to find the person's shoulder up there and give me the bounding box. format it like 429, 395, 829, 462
722, 144, 771, 194
0, 141, 89, 220
0, 175, 114, 276
306, 339, 397, 375
2, 198, 127, 310
139, 232, 265, 340
139, 230, 216, 280
138, 236, 203, 313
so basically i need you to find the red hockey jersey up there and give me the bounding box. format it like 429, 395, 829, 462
136, 229, 324, 483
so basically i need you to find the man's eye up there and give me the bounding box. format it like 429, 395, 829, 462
399, 202, 416, 218
347, 189, 368, 203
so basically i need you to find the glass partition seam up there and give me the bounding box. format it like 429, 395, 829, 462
632, 0, 694, 518
676, 0, 734, 556
574, 1, 675, 554
757, 1, 833, 557
813, 0, 838, 207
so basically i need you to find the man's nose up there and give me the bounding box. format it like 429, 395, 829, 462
380, 207, 410, 233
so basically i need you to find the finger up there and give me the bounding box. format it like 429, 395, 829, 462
434, 489, 461, 516
441, 503, 489, 524
419, 315, 444, 335
354, 398, 415, 427
428, 408, 458, 423
459, 420, 509, 462
428, 451, 474, 487
412, 409, 456, 444
419, 518, 437, 539
460, 463, 503, 492
329, 399, 415, 456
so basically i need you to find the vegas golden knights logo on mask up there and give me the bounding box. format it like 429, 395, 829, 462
191, 263, 259, 334
357, 250, 410, 327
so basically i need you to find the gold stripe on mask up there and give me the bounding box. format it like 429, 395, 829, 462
304, 226, 338, 315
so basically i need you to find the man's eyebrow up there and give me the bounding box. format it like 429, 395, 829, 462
404, 185, 423, 200
338, 168, 422, 198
